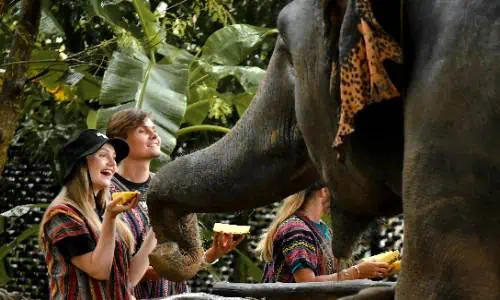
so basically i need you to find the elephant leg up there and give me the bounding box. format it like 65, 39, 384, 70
397, 149, 500, 299
398, 1, 500, 297
338, 287, 395, 300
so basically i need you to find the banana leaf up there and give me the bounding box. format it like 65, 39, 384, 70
39, 0, 65, 37
234, 248, 264, 281
87, 0, 164, 52
201, 24, 278, 65
182, 25, 273, 126
87, 0, 142, 39
186, 61, 265, 125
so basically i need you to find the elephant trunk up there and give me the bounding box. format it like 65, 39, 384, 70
330, 206, 373, 259
147, 42, 317, 281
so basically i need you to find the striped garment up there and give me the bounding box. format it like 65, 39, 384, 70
111, 173, 189, 298
263, 212, 336, 283
41, 202, 132, 300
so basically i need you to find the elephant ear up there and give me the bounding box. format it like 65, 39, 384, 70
333, 0, 403, 147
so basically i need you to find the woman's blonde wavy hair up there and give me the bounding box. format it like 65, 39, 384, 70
39, 163, 135, 252
256, 181, 326, 263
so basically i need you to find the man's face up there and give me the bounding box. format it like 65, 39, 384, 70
126, 118, 162, 160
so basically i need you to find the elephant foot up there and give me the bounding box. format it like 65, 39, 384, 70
338, 286, 395, 300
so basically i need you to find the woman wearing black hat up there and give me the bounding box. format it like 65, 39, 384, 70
38, 129, 157, 300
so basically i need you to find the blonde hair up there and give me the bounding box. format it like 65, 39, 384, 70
39, 163, 135, 252
256, 190, 308, 262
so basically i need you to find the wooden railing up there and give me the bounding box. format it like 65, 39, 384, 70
211, 280, 396, 299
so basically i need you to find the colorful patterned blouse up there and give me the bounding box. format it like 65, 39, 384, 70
263, 212, 336, 283
111, 173, 189, 298
41, 202, 133, 300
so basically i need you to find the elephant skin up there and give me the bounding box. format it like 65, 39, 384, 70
148, 0, 500, 299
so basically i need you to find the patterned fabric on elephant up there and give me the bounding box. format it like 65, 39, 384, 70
333, 0, 403, 147
263, 212, 336, 283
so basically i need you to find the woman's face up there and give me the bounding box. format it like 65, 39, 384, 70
86, 143, 117, 191
126, 117, 161, 160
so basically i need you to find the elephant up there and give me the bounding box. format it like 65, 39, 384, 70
147, 0, 500, 299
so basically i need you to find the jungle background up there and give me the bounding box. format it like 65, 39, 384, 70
0, 1, 403, 299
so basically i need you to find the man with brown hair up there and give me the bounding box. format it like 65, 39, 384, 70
106, 108, 243, 298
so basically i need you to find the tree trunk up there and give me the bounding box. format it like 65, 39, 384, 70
0, 0, 41, 177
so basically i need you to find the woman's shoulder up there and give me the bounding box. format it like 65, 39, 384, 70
275, 215, 312, 235
44, 199, 84, 222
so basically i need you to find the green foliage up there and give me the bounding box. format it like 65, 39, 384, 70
0, 204, 49, 283
201, 24, 277, 65
39, 0, 65, 38
234, 248, 264, 281
184, 24, 276, 127
27, 49, 102, 101
12, 84, 88, 171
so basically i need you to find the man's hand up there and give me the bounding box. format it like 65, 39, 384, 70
204, 232, 246, 264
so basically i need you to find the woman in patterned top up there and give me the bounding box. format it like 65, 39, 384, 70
38, 129, 157, 299
258, 181, 391, 283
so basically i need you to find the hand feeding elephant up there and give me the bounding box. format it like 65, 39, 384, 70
147, 0, 500, 299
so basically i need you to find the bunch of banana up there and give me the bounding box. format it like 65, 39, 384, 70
362, 250, 401, 273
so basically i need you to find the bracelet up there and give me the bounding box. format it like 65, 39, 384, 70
352, 265, 361, 279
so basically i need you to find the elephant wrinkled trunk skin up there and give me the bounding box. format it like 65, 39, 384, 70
146, 39, 317, 280
330, 207, 373, 258
148, 209, 203, 282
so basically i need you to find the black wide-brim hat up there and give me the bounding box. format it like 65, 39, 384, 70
59, 129, 129, 184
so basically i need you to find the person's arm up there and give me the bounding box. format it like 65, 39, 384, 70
128, 229, 157, 286
293, 261, 391, 282
70, 211, 117, 280
70, 195, 139, 280
294, 268, 343, 282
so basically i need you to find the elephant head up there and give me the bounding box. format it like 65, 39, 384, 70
147, 0, 404, 281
